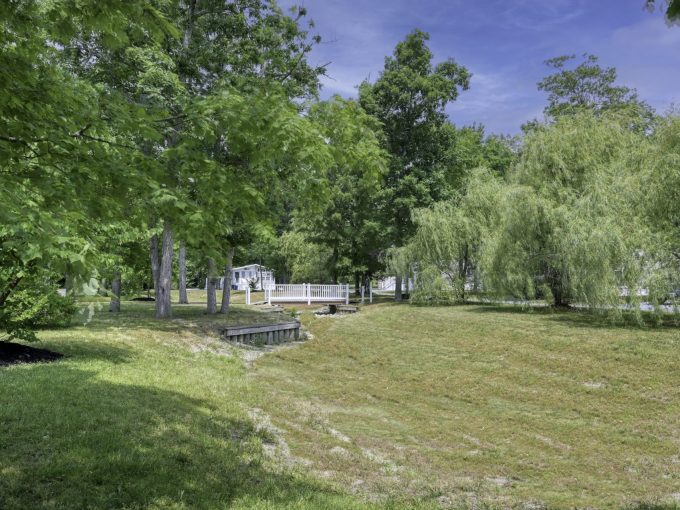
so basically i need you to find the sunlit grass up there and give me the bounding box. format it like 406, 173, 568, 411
252, 303, 680, 509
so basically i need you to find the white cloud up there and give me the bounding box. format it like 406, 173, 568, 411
501, 0, 587, 31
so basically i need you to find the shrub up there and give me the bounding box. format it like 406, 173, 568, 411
1, 281, 76, 342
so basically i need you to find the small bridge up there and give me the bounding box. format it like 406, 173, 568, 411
221, 321, 301, 345
264, 284, 350, 305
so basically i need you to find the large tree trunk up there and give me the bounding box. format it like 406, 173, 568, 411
150, 234, 160, 294
394, 275, 403, 302
155, 220, 173, 318
109, 269, 121, 313
207, 257, 217, 314
220, 248, 234, 314
178, 241, 188, 304
547, 267, 569, 308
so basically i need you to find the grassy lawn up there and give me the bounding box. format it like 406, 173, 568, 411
252, 303, 680, 509
1, 295, 679, 509
0, 295, 390, 510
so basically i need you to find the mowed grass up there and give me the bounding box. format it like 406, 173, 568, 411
252, 303, 680, 509
0, 295, 397, 510
2, 293, 679, 509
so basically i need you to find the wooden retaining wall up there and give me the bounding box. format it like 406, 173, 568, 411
221, 320, 301, 345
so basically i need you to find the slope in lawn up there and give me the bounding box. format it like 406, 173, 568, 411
252, 303, 680, 509
0, 300, 391, 510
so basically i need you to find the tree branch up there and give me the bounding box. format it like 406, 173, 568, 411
0, 275, 23, 308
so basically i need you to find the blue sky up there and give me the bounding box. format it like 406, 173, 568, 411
279, 0, 680, 135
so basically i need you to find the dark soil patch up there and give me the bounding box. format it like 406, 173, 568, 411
0, 342, 64, 367
130, 296, 155, 302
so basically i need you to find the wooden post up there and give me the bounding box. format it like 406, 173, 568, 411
360, 286, 365, 304
245, 286, 251, 305
307, 283, 311, 306
345, 283, 349, 305
268, 286, 272, 306
369, 282, 373, 303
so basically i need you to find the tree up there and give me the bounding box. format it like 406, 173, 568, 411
279, 232, 332, 283
444, 125, 517, 185
537, 54, 654, 127
483, 111, 654, 309
291, 96, 387, 287
640, 115, 680, 299
1, 0, 172, 337
154, 0, 328, 317
65, 0, 329, 318
178, 241, 189, 304
408, 168, 505, 304
358, 29, 470, 298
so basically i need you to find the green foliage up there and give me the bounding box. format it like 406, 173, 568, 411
279, 231, 332, 283
0, 274, 76, 342
444, 125, 517, 186
359, 29, 471, 244
410, 265, 460, 305
407, 112, 680, 314
290, 96, 388, 283
168, 1, 323, 99
536, 54, 655, 128
1, 0, 331, 327
484, 112, 654, 308
408, 168, 504, 303
639, 116, 680, 297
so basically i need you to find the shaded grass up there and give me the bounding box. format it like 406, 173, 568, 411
252, 303, 680, 509
0, 298, 403, 510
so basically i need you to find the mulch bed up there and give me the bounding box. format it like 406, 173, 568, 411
0, 342, 64, 367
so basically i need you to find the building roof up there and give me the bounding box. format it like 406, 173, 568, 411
232, 264, 271, 272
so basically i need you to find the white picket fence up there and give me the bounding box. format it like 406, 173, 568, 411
264, 283, 350, 305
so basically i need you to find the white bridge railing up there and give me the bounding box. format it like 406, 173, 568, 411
265, 283, 350, 305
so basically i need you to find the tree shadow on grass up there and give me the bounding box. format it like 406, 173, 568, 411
464, 304, 680, 331
0, 363, 367, 510
627, 503, 680, 510
72, 301, 293, 337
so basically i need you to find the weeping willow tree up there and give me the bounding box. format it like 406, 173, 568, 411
407, 168, 504, 304
408, 111, 680, 314
639, 115, 680, 309
482, 111, 659, 311
384, 245, 414, 302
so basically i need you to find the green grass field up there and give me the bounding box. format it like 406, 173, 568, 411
253, 304, 680, 509
1, 294, 679, 509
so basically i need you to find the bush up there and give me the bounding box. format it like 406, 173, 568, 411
1, 282, 76, 342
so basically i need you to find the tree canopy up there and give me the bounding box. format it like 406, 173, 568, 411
2, 1, 679, 337
536, 54, 654, 126
359, 29, 471, 245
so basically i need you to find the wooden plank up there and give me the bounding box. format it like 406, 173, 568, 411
223, 321, 299, 336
